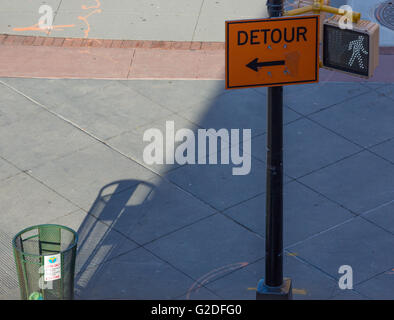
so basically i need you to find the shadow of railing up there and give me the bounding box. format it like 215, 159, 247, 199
75, 179, 156, 296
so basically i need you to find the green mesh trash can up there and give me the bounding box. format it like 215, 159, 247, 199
12, 224, 78, 300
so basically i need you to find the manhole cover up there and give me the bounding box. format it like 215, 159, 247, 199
375, 1, 394, 30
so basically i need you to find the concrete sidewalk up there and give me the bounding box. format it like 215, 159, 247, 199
0, 0, 268, 42
0, 78, 393, 299
1, 0, 393, 45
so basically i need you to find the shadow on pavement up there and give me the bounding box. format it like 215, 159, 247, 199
75, 179, 156, 298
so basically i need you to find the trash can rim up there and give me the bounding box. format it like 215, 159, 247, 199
12, 224, 78, 257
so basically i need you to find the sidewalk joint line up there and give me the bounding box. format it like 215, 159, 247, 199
295, 179, 358, 215
126, 49, 136, 79
283, 249, 339, 283
191, 0, 205, 42
284, 215, 357, 251
293, 149, 365, 181
49, 0, 64, 38
354, 265, 394, 287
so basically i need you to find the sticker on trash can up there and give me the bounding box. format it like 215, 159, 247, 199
44, 254, 61, 281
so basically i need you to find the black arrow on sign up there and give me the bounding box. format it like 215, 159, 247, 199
246, 58, 285, 72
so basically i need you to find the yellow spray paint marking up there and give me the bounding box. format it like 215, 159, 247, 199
247, 287, 307, 295
293, 288, 307, 295
286, 252, 298, 256
247, 287, 306, 295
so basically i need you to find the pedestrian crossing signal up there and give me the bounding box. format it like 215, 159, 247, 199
323, 15, 379, 78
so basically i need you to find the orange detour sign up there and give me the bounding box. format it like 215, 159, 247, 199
225, 15, 320, 89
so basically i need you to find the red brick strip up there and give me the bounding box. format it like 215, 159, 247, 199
1, 33, 392, 54
0, 33, 393, 81
0, 34, 7, 44
1, 34, 393, 54
0, 45, 136, 79
0, 34, 217, 51
380, 47, 394, 55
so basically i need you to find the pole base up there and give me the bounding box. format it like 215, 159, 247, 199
256, 278, 293, 300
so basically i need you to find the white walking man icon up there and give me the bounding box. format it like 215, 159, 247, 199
347, 35, 368, 69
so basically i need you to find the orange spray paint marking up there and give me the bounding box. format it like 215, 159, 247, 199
186, 262, 249, 299
386, 268, 394, 274
13, 23, 75, 34
13, 0, 102, 38
82, 0, 101, 10
78, 9, 102, 38
78, 0, 102, 38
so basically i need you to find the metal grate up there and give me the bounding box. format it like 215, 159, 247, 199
375, 1, 394, 31
0, 229, 19, 298
12, 225, 77, 300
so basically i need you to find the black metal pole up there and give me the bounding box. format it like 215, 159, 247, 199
257, 0, 292, 299
265, 0, 284, 289
265, 85, 283, 287
267, 0, 283, 18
